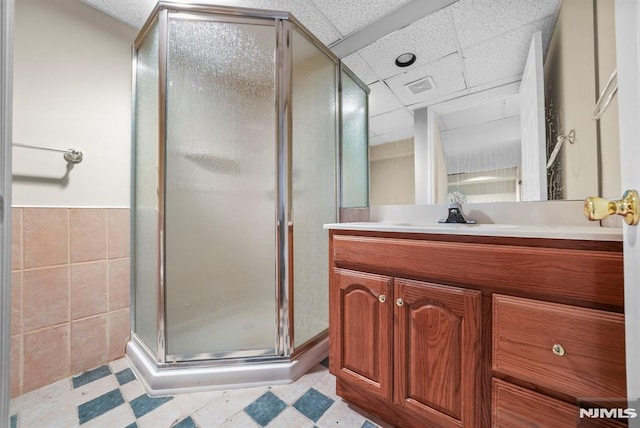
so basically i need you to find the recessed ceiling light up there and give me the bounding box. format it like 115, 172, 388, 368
395, 53, 416, 67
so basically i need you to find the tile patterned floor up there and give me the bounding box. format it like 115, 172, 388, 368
9, 357, 393, 428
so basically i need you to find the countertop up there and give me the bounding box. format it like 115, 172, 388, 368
324, 222, 623, 241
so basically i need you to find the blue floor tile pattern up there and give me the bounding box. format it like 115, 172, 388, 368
72, 365, 112, 389
320, 357, 329, 368
10, 357, 390, 428
172, 416, 198, 428
293, 388, 335, 422
115, 368, 136, 385
78, 388, 125, 424
244, 391, 288, 426
130, 393, 173, 418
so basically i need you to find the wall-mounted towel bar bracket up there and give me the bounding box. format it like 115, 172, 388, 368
12, 143, 84, 164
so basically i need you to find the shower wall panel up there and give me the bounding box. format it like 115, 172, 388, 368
291, 28, 337, 348
133, 19, 160, 356
164, 17, 277, 357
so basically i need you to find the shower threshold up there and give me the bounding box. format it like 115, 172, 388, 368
126, 335, 328, 396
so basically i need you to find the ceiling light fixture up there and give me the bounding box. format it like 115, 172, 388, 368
395, 53, 417, 67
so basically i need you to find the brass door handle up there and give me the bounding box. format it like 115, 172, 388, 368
584, 189, 639, 225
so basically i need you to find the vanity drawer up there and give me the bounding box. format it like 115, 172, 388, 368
492, 295, 626, 400
492, 378, 577, 427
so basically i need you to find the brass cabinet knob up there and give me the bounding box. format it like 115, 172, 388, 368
378, 294, 386, 303
552, 343, 566, 357
396, 298, 404, 307
584, 189, 639, 225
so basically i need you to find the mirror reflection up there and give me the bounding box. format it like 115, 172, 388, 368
346, 0, 620, 206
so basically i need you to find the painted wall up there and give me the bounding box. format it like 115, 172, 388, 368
369, 139, 415, 206
544, 0, 620, 200
12, 0, 136, 207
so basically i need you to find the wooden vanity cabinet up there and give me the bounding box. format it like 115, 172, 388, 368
330, 269, 483, 427
328, 229, 625, 428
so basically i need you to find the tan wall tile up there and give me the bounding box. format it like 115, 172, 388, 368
23, 208, 69, 269
108, 258, 130, 311
70, 261, 108, 320
12, 208, 23, 270
11, 271, 22, 335
23, 324, 70, 393
108, 308, 130, 361
107, 209, 130, 259
11, 335, 22, 398
70, 209, 107, 263
71, 315, 108, 374
23, 266, 69, 332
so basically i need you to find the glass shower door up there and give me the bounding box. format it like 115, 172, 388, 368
164, 15, 278, 359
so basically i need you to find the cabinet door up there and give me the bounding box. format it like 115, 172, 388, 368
330, 268, 393, 401
394, 279, 482, 428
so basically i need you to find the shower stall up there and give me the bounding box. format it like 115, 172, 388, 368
127, 2, 369, 394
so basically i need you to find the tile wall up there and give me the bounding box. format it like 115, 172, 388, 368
10, 207, 131, 397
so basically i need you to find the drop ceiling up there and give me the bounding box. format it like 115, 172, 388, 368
82, 0, 561, 146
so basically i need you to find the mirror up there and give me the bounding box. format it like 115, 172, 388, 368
358, 0, 620, 206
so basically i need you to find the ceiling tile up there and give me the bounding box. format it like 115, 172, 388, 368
357, 7, 458, 80
368, 81, 405, 116
82, 0, 155, 28
451, 0, 561, 48
369, 108, 414, 136
462, 16, 555, 88
384, 53, 467, 106
342, 52, 380, 85
438, 101, 503, 131
310, 0, 411, 36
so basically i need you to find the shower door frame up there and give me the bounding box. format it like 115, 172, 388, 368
130, 2, 341, 367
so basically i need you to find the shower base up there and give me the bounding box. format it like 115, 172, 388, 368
126, 334, 328, 396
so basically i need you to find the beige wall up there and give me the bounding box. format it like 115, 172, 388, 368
544, 0, 598, 200
595, 0, 621, 199
369, 139, 415, 205
544, 0, 620, 200
13, 0, 136, 207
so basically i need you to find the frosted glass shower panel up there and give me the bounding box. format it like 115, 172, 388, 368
133, 20, 160, 355
164, 17, 277, 357
291, 29, 337, 348
341, 70, 369, 207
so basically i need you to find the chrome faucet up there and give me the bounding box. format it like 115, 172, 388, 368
438, 202, 476, 224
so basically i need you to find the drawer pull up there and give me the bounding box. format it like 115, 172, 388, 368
378, 294, 386, 303
396, 298, 404, 307
552, 344, 566, 357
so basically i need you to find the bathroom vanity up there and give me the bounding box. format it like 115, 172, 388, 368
326, 223, 625, 428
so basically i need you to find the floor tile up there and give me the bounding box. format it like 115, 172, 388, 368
10, 415, 17, 428
192, 387, 267, 428
70, 373, 121, 406
362, 421, 379, 428
130, 393, 174, 418
135, 392, 215, 428
116, 368, 136, 385
267, 365, 326, 404
316, 398, 369, 428
125, 423, 138, 428
293, 388, 334, 423
108, 357, 131, 373
244, 391, 287, 426
320, 357, 329, 368
81, 400, 136, 428
119, 377, 147, 402
217, 410, 260, 428
266, 406, 315, 428
172, 416, 198, 428
72, 365, 112, 389
78, 388, 125, 424
10, 377, 71, 414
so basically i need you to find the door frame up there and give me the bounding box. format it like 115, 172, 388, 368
615, 0, 640, 414
0, 0, 14, 424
